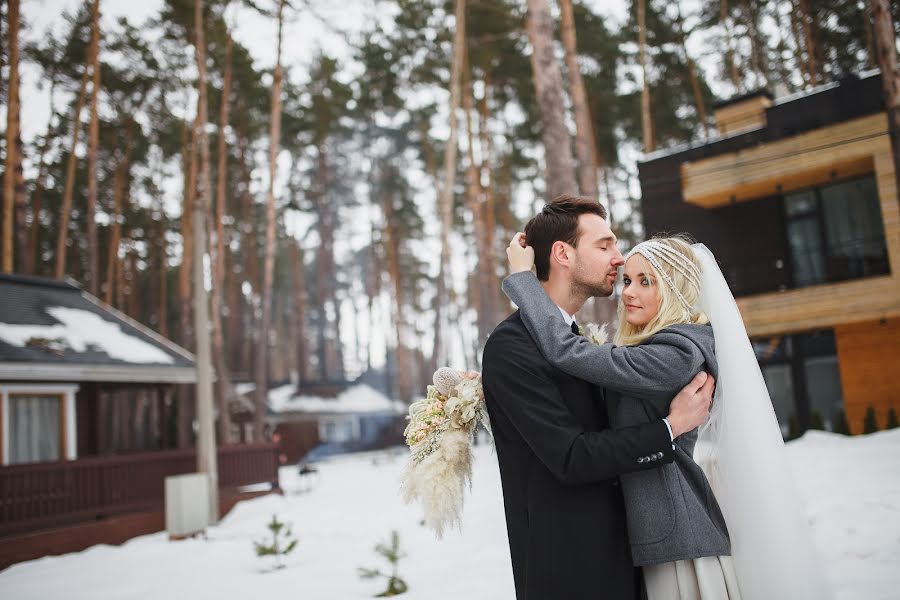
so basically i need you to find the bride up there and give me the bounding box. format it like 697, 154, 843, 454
504, 233, 831, 600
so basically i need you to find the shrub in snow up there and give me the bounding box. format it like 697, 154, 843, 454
253, 514, 297, 570
887, 407, 899, 430
358, 530, 408, 597
863, 405, 879, 435
809, 411, 824, 431
833, 410, 850, 435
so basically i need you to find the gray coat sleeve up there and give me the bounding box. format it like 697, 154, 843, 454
501, 272, 705, 397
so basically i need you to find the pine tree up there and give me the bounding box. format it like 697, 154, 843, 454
863, 405, 879, 434
809, 411, 824, 431
359, 530, 408, 597
253, 514, 298, 570
254, 0, 285, 442
886, 406, 899, 430
832, 409, 849, 435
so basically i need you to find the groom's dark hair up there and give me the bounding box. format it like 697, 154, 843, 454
524, 194, 608, 281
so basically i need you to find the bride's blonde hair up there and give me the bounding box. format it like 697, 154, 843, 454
614, 235, 708, 347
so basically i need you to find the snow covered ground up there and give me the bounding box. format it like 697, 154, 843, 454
2, 430, 898, 599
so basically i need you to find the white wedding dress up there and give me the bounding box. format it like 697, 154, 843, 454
641, 245, 831, 600
644, 555, 741, 600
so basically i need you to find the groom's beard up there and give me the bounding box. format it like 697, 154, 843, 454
572, 263, 616, 299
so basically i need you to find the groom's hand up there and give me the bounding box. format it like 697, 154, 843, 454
666, 371, 715, 438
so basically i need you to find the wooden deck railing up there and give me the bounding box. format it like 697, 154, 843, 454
0, 444, 279, 537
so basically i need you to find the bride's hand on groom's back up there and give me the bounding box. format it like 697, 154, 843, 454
507, 232, 535, 274
666, 371, 715, 438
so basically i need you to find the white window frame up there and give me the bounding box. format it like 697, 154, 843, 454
1, 383, 79, 466
317, 415, 361, 443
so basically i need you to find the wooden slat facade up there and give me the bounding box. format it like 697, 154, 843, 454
834, 318, 900, 434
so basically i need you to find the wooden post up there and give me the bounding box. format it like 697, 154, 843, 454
871, 0, 900, 210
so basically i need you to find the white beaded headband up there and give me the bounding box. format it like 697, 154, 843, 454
625, 240, 702, 312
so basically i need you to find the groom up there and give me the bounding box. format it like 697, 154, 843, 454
482, 196, 714, 600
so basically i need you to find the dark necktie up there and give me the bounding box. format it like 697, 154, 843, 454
571, 321, 579, 335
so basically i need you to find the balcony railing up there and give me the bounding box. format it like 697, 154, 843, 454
0, 444, 279, 537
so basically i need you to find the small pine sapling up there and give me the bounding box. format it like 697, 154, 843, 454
253, 514, 298, 570
832, 410, 850, 435
863, 405, 879, 435
358, 530, 408, 597
886, 406, 899, 430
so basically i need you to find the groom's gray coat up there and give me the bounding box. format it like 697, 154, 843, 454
503, 271, 731, 566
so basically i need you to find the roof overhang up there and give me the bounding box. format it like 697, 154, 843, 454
0, 362, 197, 384
680, 113, 886, 208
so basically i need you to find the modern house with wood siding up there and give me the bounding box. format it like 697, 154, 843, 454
637, 70, 898, 437
0, 273, 280, 569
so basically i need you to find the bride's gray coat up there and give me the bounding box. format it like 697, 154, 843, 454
482, 314, 677, 600
502, 271, 731, 567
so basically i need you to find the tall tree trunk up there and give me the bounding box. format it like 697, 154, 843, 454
638, 0, 655, 152
104, 149, 128, 304
864, 1, 877, 70
85, 0, 101, 294
463, 71, 494, 349
796, 0, 821, 85
179, 118, 196, 350
211, 31, 234, 444
177, 120, 195, 451
871, 0, 900, 210
29, 76, 58, 275
237, 133, 258, 375
54, 44, 90, 278
291, 244, 310, 388
720, 0, 742, 92
789, 1, 811, 87
477, 80, 499, 332
365, 221, 381, 374
432, 0, 466, 371
226, 245, 242, 371
193, 0, 219, 521
740, 0, 768, 88
314, 147, 339, 380
3, 0, 19, 273
156, 203, 168, 337
419, 121, 442, 375
254, 0, 285, 442
675, 1, 709, 138
381, 165, 413, 403
558, 0, 598, 197
525, 0, 577, 199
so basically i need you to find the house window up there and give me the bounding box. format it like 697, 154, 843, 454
7, 394, 63, 464
752, 330, 844, 439
784, 175, 889, 287
1, 385, 78, 465
318, 416, 359, 443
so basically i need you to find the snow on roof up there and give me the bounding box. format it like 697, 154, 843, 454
267, 383, 405, 415
234, 382, 256, 396
0, 306, 175, 365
